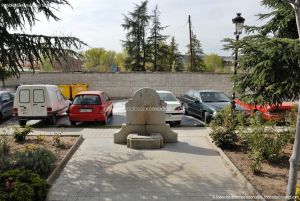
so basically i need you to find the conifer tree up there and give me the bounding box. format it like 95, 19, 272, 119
122, 0, 150, 71
148, 5, 168, 71
186, 33, 205, 72
0, 0, 85, 83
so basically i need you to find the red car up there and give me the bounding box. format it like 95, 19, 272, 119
235, 99, 295, 121
68, 91, 113, 125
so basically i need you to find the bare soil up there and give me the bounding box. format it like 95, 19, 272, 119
7, 135, 78, 171
224, 143, 300, 200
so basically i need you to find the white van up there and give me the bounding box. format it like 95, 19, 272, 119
14, 85, 70, 126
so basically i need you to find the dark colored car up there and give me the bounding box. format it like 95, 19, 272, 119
0, 91, 15, 121
68, 91, 113, 125
179, 90, 245, 123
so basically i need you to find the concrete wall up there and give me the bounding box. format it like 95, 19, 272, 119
2, 72, 232, 98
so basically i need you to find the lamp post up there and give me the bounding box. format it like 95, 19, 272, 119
231, 13, 245, 110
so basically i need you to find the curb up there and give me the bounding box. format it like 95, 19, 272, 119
46, 135, 84, 185
206, 135, 266, 201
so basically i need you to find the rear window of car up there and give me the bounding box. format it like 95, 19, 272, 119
33, 89, 45, 103
19, 89, 30, 103
73, 95, 101, 105
158, 93, 177, 102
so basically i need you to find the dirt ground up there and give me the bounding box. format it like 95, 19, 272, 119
7, 135, 78, 170
224, 143, 300, 200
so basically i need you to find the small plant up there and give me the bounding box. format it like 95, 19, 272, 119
13, 126, 32, 142
0, 154, 11, 172
296, 185, 300, 201
0, 130, 11, 156
52, 133, 66, 149
25, 144, 37, 151
36, 133, 46, 142
0, 169, 50, 201
250, 151, 263, 174
13, 148, 56, 177
209, 106, 238, 149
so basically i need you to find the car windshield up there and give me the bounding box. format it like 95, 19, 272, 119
200, 92, 230, 103
158, 92, 177, 102
73, 95, 101, 105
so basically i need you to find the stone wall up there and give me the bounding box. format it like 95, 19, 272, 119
2, 72, 232, 98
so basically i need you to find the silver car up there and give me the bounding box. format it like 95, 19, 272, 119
157, 90, 184, 125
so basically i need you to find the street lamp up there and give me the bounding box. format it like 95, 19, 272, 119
231, 13, 245, 110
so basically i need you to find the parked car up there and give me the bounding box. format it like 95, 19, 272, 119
235, 99, 295, 121
0, 91, 15, 121
157, 90, 184, 125
179, 90, 245, 123
68, 91, 113, 125
13, 85, 70, 126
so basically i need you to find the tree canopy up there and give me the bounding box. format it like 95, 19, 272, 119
0, 0, 85, 82
224, 0, 300, 104
203, 54, 224, 72
83, 48, 125, 72
186, 33, 205, 72
148, 5, 168, 71
122, 0, 150, 71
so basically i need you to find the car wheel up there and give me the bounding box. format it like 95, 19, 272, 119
103, 114, 108, 125
174, 121, 181, 126
19, 120, 27, 126
49, 115, 57, 125
183, 103, 189, 115
70, 121, 77, 126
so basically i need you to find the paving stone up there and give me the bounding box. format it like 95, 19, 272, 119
47, 128, 257, 201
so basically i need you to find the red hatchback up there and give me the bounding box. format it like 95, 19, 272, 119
235, 99, 295, 121
68, 91, 113, 125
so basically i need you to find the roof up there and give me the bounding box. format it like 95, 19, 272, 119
0, 90, 13, 94
156, 90, 173, 94
18, 84, 58, 88
197, 90, 223, 93
76, 91, 104, 96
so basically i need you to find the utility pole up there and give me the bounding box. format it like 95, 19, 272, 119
188, 15, 194, 72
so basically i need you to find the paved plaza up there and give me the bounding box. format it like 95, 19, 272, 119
46, 128, 257, 201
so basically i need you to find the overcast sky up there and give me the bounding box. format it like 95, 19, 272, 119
29, 0, 269, 56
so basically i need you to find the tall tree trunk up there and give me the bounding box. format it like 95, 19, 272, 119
287, 1, 300, 200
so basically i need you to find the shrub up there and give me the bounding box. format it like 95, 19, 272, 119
0, 154, 11, 172
13, 126, 32, 142
210, 106, 238, 149
0, 131, 10, 156
239, 114, 291, 164
13, 147, 56, 177
0, 169, 49, 201
36, 134, 46, 142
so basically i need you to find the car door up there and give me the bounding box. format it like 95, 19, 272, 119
32, 88, 47, 117
18, 88, 33, 117
183, 91, 196, 114
189, 92, 202, 117
6, 93, 14, 117
192, 92, 205, 117
0, 92, 13, 118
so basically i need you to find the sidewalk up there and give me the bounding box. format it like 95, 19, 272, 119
46, 128, 257, 201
